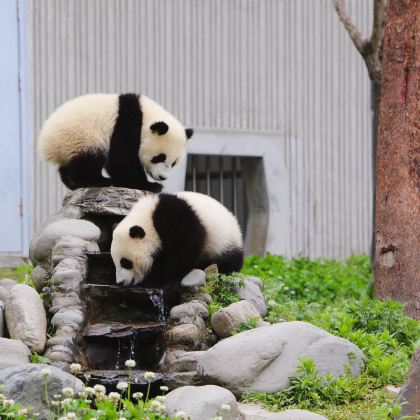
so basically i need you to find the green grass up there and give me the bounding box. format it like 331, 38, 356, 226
238, 254, 420, 419
0, 264, 33, 285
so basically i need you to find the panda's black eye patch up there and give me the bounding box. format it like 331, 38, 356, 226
129, 225, 145, 238
120, 258, 133, 270
150, 121, 169, 135
151, 154, 166, 164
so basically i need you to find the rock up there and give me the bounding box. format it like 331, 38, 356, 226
0, 337, 31, 369
164, 371, 202, 389
30, 218, 100, 265
5, 284, 47, 353
51, 309, 84, 330
51, 236, 99, 265
181, 269, 206, 288
188, 300, 209, 319
62, 187, 147, 217
0, 301, 4, 337
165, 385, 239, 420
233, 278, 267, 317
164, 350, 206, 372
0, 285, 10, 303
198, 321, 365, 396
238, 404, 327, 419
170, 303, 197, 321
0, 278, 17, 290
166, 324, 201, 348
0, 363, 83, 420
399, 347, 420, 417
31, 265, 49, 292
245, 276, 264, 291
211, 300, 264, 338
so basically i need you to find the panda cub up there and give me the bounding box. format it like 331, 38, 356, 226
111, 191, 244, 291
39, 93, 193, 192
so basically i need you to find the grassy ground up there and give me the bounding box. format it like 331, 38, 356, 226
2, 257, 419, 419
236, 254, 420, 419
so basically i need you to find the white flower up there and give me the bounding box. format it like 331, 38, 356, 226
53, 394, 61, 400
17, 409, 28, 416
175, 411, 187, 419
3, 399, 15, 408
220, 403, 231, 411
70, 363, 81, 374
61, 398, 73, 407
84, 387, 96, 396
108, 392, 120, 404
40, 368, 51, 377
150, 400, 162, 411
160, 385, 169, 392
156, 395, 166, 402
93, 384, 106, 394
144, 371, 155, 381
132, 392, 143, 399
51, 401, 60, 407
116, 381, 128, 391
84, 373, 91, 381
118, 418, 127, 420
62, 387, 74, 398
125, 359, 136, 368
66, 413, 77, 420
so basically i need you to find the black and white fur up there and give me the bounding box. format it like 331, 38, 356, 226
39, 93, 193, 192
111, 192, 244, 291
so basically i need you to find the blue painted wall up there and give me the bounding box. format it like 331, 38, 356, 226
0, 0, 30, 257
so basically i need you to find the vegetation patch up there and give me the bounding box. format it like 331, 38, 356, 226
240, 254, 420, 419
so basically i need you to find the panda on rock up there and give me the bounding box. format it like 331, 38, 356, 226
39, 93, 193, 192
111, 191, 244, 292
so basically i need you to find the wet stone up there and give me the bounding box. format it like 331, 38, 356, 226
166, 324, 201, 348
51, 309, 84, 329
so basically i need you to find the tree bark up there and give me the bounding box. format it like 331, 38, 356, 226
374, 0, 420, 319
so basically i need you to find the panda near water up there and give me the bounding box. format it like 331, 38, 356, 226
39, 93, 193, 192
111, 191, 244, 291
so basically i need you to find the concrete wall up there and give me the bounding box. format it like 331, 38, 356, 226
28, 0, 373, 258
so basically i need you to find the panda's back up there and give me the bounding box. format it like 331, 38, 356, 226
176, 191, 243, 258
39, 93, 119, 164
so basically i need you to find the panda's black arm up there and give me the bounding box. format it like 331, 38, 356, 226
106, 93, 163, 192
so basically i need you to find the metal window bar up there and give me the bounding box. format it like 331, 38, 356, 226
185, 155, 249, 236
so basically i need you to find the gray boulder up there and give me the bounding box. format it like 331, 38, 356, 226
198, 321, 365, 396
165, 385, 239, 420
30, 218, 100, 265
181, 269, 206, 288
211, 300, 264, 338
0, 337, 31, 369
0, 301, 5, 337
399, 346, 420, 417
166, 324, 201, 349
0, 363, 84, 420
245, 276, 264, 291
233, 278, 267, 317
0, 285, 10, 303
5, 284, 47, 353
164, 350, 205, 372
0, 278, 17, 291
238, 404, 328, 419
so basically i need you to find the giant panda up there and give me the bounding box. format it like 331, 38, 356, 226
111, 191, 244, 291
39, 93, 193, 192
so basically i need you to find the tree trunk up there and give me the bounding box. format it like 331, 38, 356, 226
374, 0, 420, 319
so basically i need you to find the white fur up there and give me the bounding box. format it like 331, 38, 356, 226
139, 96, 188, 181
177, 191, 243, 258
111, 194, 161, 286
111, 192, 242, 286
39, 94, 188, 182
39, 94, 118, 164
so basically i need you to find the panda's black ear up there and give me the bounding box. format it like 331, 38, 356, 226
185, 128, 194, 140
150, 122, 169, 135
129, 225, 145, 238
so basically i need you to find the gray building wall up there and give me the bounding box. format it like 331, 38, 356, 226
29, 0, 373, 258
